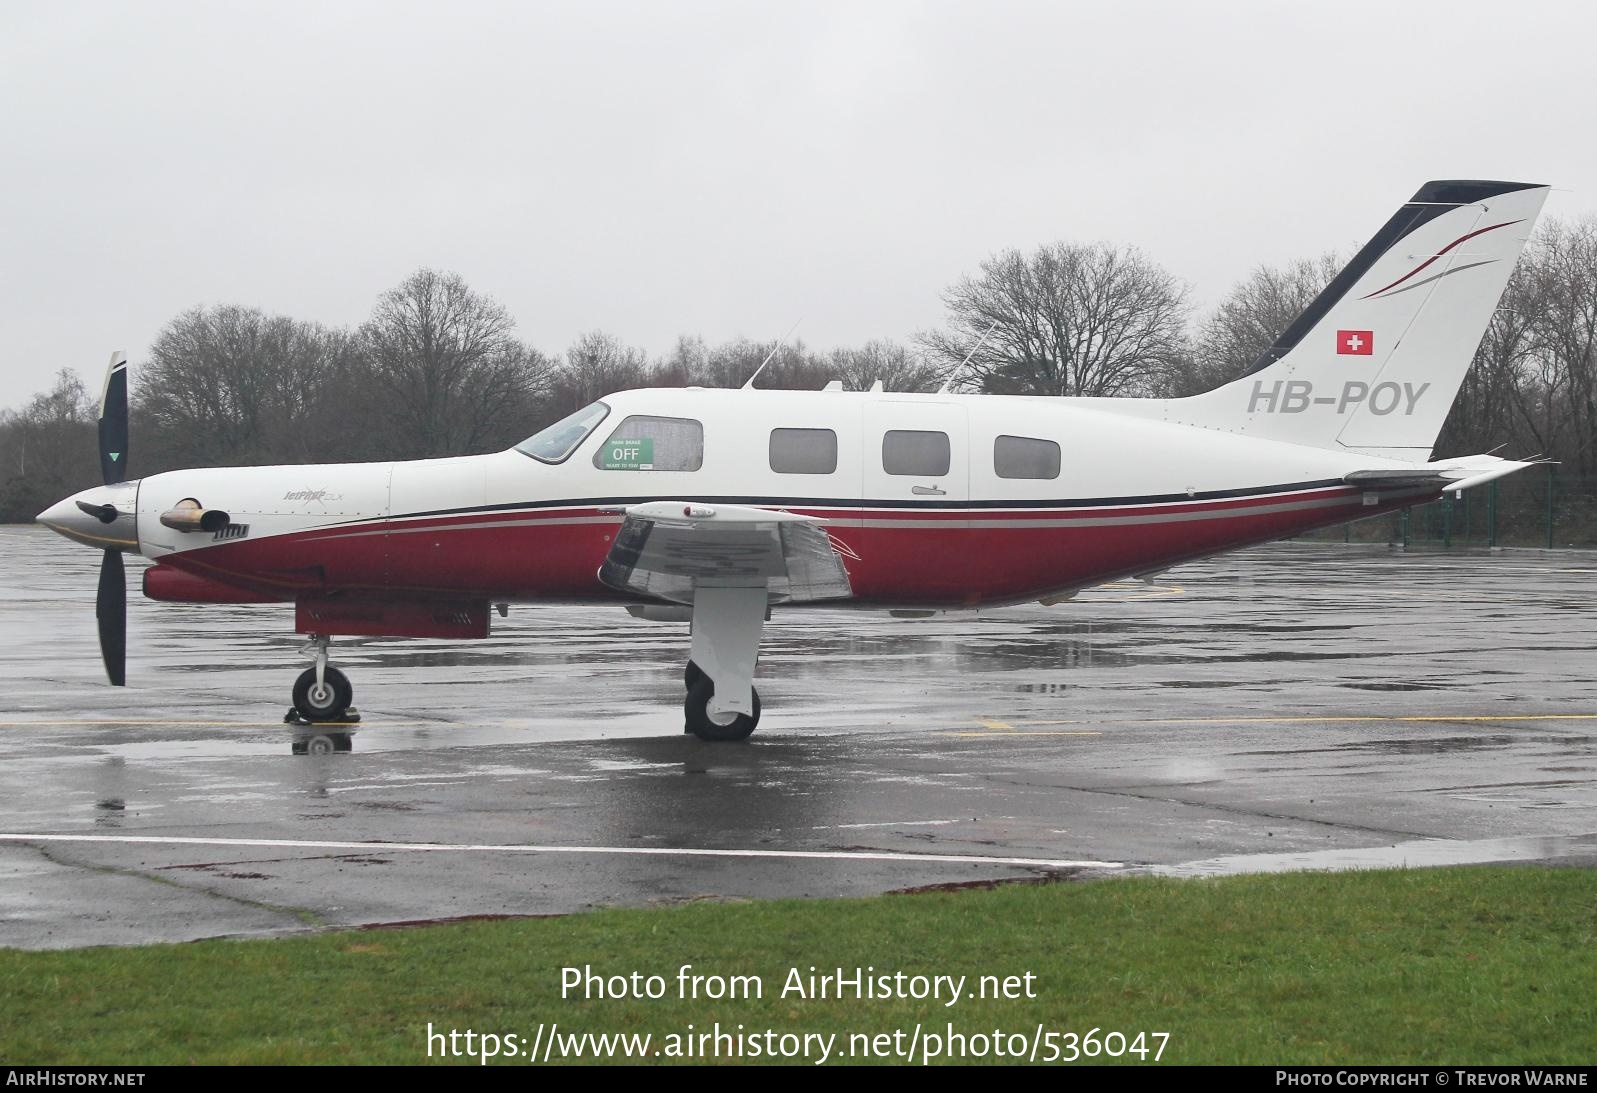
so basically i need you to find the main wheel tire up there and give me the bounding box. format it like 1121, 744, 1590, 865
684, 675, 760, 742
683, 660, 705, 691
292, 666, 353, 723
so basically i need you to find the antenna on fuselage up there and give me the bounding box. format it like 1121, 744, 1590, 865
741, 318, 803, 389
937, 319, 1000, 394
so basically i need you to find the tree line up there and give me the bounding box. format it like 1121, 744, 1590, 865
3, 219, 1595, 524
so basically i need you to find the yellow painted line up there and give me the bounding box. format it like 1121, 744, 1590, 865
1127, 583, 1185, 600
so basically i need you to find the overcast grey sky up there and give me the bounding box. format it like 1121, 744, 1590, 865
4, 0, 1595, 410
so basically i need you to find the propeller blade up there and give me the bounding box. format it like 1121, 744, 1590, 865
98, 351, 129, 486
97, 548, 126, 687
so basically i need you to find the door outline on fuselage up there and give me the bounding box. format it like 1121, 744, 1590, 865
859, 400, 971, 600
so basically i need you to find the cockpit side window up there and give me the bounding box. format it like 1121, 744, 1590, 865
515, 402, 611, 464
593, 415, 704, 472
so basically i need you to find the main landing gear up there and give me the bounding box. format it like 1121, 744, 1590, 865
681, 585, 768, 742
286, 634, 359, 755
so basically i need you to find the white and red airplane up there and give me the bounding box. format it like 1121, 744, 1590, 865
38, 179, 1548, 748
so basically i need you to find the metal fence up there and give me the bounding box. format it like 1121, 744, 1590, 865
1299, 467, 1597, 550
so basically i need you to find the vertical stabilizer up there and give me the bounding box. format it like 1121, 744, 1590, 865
1172, 181, 1549, 459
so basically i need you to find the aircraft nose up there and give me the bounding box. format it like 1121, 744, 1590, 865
36, 482, 140, 551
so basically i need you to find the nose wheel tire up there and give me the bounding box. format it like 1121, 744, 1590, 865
684, 660, 705, 691
292, 666, 353, 723
684, 675, 760, 741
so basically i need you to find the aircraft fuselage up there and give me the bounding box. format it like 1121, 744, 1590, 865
71, 386, 1430, 613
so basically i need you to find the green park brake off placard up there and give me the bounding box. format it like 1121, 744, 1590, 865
601, 438, 654, 470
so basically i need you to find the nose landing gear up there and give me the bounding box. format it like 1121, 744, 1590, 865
286, 634, 359, 755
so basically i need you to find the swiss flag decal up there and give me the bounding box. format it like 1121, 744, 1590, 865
1337, 329, 1374, 356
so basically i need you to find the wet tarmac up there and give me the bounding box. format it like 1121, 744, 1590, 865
3, 524, 1597, 948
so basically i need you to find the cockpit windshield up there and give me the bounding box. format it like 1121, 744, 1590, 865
515, 401, 611, 464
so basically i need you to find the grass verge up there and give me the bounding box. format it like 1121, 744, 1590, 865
2, 866, 1594, 1065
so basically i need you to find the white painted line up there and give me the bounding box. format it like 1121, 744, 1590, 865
0, 832, 1121, 871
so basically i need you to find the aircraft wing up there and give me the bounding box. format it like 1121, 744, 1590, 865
1344, 456, 1539, 495
598, 501, 854, 605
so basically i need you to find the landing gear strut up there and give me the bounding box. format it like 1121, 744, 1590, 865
681, 585, 767, 742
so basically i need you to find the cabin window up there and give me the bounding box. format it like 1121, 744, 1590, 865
515, 401, 610, 464
994, 435, 1061, 480
882, 430, 950, 476
769, 428, 838, 474
593, 415, 704, 472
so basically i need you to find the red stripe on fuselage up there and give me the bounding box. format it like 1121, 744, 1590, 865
154, 485, 1427, 610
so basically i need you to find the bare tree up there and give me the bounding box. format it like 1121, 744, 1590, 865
654, 334, 713, 387
1525, 218, 1597, 478
137, 305, 356, 470
920, 242, 1190, 396
546, 330, 652, 420
825, 339, 944, 391
652, 336, 821, 390
702, 337, 777, 388
729, 339, 829, 390
0, 369, 97, 522
1434, 257, 1545, 459
1166, 253, 1341, 397
361, 269, 553, 458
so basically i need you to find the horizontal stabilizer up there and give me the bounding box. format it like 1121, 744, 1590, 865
1343, 469, 1452, 489
1344, 456, 1539, 493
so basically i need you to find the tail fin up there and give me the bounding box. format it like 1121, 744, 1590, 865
1175, 180, 1549, 459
